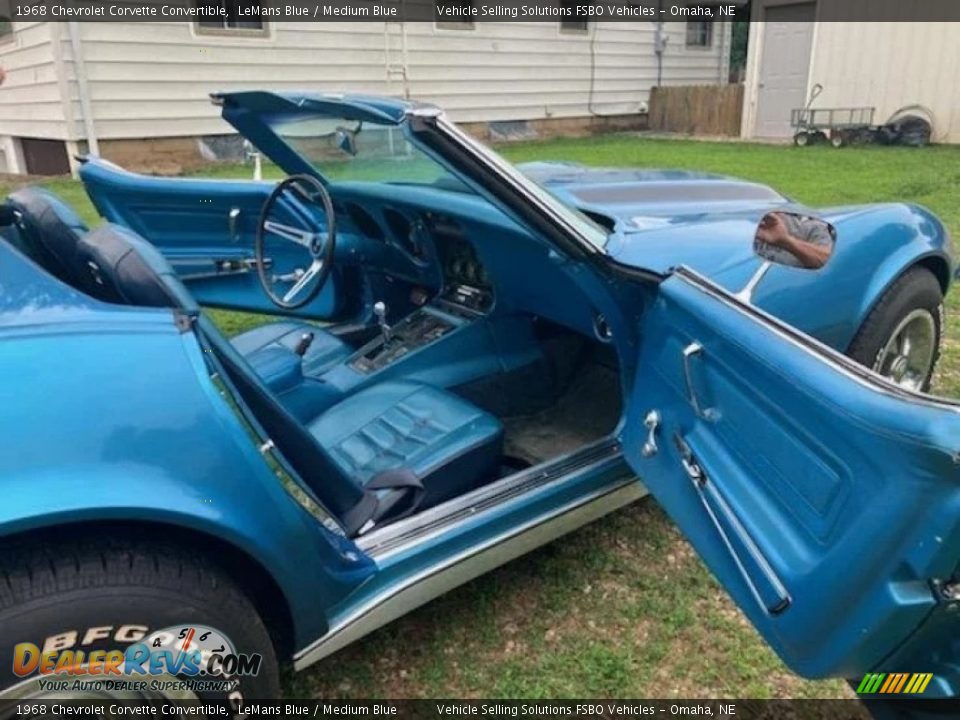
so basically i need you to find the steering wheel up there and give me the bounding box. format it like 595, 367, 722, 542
255, 174, 336, 310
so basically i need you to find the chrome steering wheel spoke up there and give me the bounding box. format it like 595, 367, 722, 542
281, 260, 324, 303
263, 219, 317, 250
254, 174, 336, 310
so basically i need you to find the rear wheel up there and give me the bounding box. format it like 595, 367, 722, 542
847, 266, 943, 392
793, 131, 810, 147
0, 536, 280, 713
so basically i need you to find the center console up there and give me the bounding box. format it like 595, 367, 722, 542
350, 283, 492, 374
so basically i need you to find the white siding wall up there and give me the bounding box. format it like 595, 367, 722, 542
743, 3, 960, 143
806, 22, 960, 143
39, 20, 729, 141
0, 22, 68, 139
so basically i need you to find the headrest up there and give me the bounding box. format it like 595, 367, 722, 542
76, 224, 198, 312
7, 187, 89, 284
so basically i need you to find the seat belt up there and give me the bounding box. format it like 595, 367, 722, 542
342, 468, 425, 537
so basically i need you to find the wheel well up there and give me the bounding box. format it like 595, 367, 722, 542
0, 521, 295, 661
916, 255, 951, 295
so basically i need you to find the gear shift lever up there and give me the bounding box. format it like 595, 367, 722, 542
373, 301, 392, 344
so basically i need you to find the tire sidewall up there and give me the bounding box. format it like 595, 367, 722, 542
0, 555, 280, 713
847, 268, 944, 392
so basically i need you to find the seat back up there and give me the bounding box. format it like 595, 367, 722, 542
77, 224, 199, 310
78, 223, 366, 521
197, 315, 365, 519
7, 187, 90, 288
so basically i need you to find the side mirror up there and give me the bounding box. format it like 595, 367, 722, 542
753, 211, 836, 270
334, 127, 358, 157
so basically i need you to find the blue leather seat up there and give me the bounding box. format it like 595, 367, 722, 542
74, 223, 505, 532
7, 187, 90, 290
232, 322, 351, 383
8, 188, 347, 383
308, 381, 504, 513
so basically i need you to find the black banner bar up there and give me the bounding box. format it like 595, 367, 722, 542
3, 0, 960, 23
0, 698, 891, 720
3, 699, 960, 720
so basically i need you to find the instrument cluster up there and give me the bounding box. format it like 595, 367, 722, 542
427, 213, 491, 291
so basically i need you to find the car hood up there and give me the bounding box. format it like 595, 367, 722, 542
519, 161, 804, 279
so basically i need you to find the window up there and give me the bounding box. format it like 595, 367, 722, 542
0, 17, 13, 44
435, 0, 475, 29
560, 0, 589, 32
686, 17, 714, 47
195, 1, 268, 35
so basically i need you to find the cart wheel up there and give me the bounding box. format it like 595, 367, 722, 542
793, 131, 810, 147
831, 131, 846, 148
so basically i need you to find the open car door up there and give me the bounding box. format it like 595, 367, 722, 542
623, 266, 960, 694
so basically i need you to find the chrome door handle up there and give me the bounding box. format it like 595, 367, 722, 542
682, 342, 718, 421
641, 410, 661, 458
228, 207, 241, 240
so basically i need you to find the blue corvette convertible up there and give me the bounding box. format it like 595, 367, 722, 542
1, 91, 958, 710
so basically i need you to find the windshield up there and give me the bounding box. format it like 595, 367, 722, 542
431, 118, 610, 249
265, 113, 466, 188
261, 111, 609, 249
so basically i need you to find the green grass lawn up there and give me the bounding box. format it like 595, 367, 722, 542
5, 135, 960, 699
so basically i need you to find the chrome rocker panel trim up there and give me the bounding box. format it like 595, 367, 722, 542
293, 476, 645, 670
358, 438, 624, 558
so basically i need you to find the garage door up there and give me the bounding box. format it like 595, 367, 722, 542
754, 2, 817, 138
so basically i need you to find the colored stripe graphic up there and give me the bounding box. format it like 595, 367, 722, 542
857, 672, 932, 695
880, 674, 897, 693
893, 674, 909, 693
857, 673, 886, 694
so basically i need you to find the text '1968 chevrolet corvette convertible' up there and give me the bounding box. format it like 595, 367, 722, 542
0, 91, 958, 714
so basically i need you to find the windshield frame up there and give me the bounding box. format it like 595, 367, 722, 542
421, 112, 610, 256
220, 94, 611, 261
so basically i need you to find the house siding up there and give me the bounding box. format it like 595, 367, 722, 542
0, 21, 68, 170
805, 21, 960, 143
743, 4, 960, 143
35, 20, 730, 141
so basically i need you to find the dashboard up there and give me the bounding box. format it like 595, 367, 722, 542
333, 183, 602, 339
340, 192, 494, 309
429, 213, 491, 291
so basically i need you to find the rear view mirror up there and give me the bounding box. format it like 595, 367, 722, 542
753, 211, 836, 270
334, 127, 358, 157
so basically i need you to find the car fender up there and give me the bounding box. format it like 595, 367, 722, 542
856, 249, 950, 328
750, 203, 952, 351
0, 313, 373, 651
0, 466, 352, 649
849, 206, 951, 347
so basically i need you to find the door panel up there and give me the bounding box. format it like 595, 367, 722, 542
623, 267, 960, 681
79, 158, 345, 318
755, 3, 816, 138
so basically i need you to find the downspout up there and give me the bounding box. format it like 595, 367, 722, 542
654, 0, 667, 87
66, 22, 99, 157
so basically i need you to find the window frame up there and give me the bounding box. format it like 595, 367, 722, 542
558, 0, 589, 33
0, 18, 15, 45
194, 1, 270, 37
559, 19, 590, 33
434, 0, 476, 30
685, 12, 716, 49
